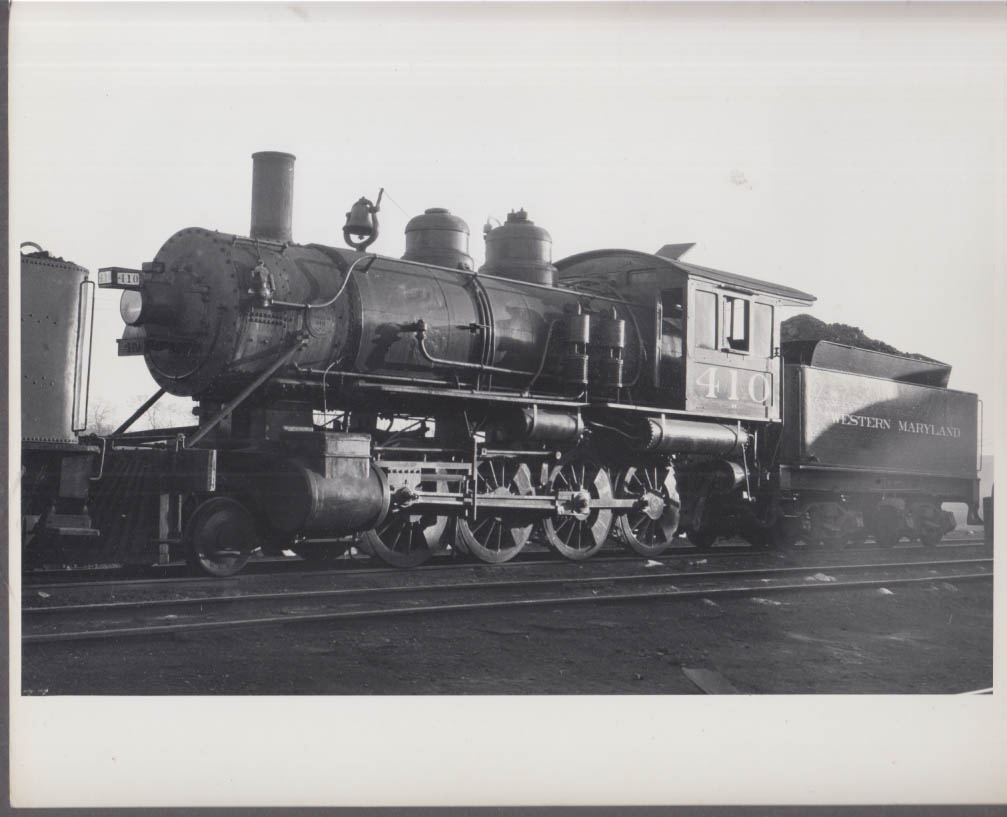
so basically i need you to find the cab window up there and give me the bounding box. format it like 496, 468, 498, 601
752, 301, 774, 356
662, 288, 684, 328
723, 295, 749, 352
695, 290, 717, 350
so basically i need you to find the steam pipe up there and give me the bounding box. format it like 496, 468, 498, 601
269, 255, 374, 311
409, 318, 563, 389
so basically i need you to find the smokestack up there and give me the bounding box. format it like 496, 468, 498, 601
250, 151, 296, 243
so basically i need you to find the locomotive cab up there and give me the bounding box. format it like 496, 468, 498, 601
556, 248, 815, 420
677, 263, 813, 422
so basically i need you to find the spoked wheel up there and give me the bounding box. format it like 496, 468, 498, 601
542, 453, 613, 561
361, 510, 446, 568
360, 461, 448, 568
184, 496, 259, 577
293, 541, 349, 564
456, 460, 535, 564
615, 464, 680, 558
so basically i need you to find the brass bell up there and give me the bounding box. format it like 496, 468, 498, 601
344, 197, 376, 238
343, 188, 384, 250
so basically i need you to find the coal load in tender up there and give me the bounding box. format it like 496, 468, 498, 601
781, 314, 938, 362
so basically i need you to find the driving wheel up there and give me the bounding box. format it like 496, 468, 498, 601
361, 509, 445, 568
615, 464, 680, 558
542, 453, 613, 561
456, 460, 535, 564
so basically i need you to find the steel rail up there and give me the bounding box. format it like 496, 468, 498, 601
21, 550, 654, 591
21, 538, 991, 592
21, 560, 990, 616
22, 570, 992, 645
24, 557, 992, 615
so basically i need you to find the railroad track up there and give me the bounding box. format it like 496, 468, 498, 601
21, 535, 991, 591
22, 556, 993, 645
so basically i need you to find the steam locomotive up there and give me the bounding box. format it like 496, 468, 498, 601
22, 152, 982, 576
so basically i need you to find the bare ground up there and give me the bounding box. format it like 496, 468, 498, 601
21, 573, 992, 696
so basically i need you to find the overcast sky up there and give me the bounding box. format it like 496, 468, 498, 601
10, 3, 1005, 450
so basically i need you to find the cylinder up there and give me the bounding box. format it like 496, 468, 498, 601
633, 417, 750, 456
480, 209, 557, 286
250, 151, 296, 243
403, 208, 473, 270
263, 434, 389, 534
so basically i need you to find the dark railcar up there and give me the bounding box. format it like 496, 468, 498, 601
20, 244, 99, 563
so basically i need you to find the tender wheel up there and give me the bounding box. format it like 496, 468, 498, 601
871, 505, 904, 548
912, 502, 949, 547
293, 541, 349, 563
808, 503, 849, 548
615, 464, 680, 558
772, 519, 802, 548
456, 460, 535, 564
361, 510, 445, 568
184, 496, 258, 577
542, 453, 613, 561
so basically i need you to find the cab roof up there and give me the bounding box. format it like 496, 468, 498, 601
556, 248, 816, 306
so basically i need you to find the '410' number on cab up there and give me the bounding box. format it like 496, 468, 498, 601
695, 366, 771, 404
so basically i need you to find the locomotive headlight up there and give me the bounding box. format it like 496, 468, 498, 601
119, 290, 145, 325
119, 284, 177, 326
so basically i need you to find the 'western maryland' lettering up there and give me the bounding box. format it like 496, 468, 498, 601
830, 414, 962, 438
832, 413, 891, 430
897, 420, 962, 438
